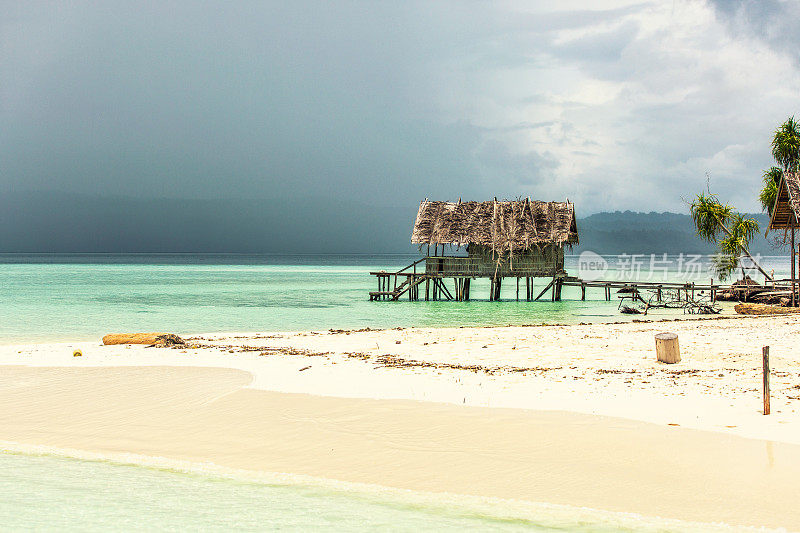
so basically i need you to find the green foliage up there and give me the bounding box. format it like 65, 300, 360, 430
759, 167, 782, 214
721, 214, 758, 255
690, 192, 731, 242
771, 116, 800, 172
760, 117, 800, 215
710, 254, 739, 281
690, 193, 760, 281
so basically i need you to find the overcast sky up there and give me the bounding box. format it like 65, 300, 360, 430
2, 0, 799, 215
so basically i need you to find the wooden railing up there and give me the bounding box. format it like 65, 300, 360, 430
425, 256, 562, 277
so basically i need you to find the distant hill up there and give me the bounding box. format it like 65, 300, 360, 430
574, 211, 778, 255
0, 192, 785, 255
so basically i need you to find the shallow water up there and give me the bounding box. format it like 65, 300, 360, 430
0, 254, 790, 343
0, 450, 758, 532
0, 255, 788, 531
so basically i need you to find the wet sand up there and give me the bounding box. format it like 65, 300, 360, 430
2, 365, 799, 530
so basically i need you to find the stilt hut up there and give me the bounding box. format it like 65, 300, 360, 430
370, 198, 578, 301
767, 171, 800, 305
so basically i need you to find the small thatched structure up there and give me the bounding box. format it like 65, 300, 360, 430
409, 198, 578, 290
411, 198, 578, 252
767, 172, 800, 306
370, 198, 579, 302
767, 171, 800, 232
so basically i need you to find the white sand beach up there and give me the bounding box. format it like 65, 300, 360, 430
3, 315, 800, 529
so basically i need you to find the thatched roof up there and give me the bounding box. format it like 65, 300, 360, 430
767, 171, 800, 232
411, 199, 578, 250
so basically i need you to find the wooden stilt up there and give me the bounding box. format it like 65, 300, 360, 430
439, 278, 454, 300
581, 283, 586, 301
516, 277, 520, 301
534, 279, 554, 301
489, 276, 502, 301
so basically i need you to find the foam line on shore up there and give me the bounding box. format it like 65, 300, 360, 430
0, 441, 777, 533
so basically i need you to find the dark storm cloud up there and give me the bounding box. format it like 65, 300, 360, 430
2, 1, 800, 252
1, 1, 492, 205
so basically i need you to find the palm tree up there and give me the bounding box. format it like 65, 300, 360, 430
771, 117, 800, 172
690, 192, 771, 281
760, 117, 800, 215
760, 166, 783, 215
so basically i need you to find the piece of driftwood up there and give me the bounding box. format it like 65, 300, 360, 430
734, 303, 800, 315
102, 333, 185, 346
654, 332, 680, 364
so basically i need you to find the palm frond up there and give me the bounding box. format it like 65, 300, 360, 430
690, 192, 731, 242
760, 167, 782, 214
772, 117, 800, 171
730, 213, 759, 243
710, 253, 739, 281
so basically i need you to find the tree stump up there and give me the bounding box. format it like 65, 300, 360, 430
654, 332, 680, 364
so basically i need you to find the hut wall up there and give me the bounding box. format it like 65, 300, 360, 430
425, 244, 564, 277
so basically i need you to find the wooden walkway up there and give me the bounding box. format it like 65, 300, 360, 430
370, 273, 729, 302
369, 259, 790, 303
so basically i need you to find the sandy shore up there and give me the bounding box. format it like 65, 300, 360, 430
5, 314, 799, 442
3, 315, 800, 529
2, 365, 799, 530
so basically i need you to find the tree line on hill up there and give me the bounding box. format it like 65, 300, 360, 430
0, 190, 782, 256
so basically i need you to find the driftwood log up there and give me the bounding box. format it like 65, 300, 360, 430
102, 333, 185, 346
654, 332, 681, 364
734, 303, 800, 315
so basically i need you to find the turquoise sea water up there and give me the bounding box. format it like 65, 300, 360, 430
0, 253, 791, 343
0, 254, 790, 531
0, 450, 757, 532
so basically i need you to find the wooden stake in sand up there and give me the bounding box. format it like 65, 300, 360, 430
763, 346, 770, 415
654, 332, 680, 364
